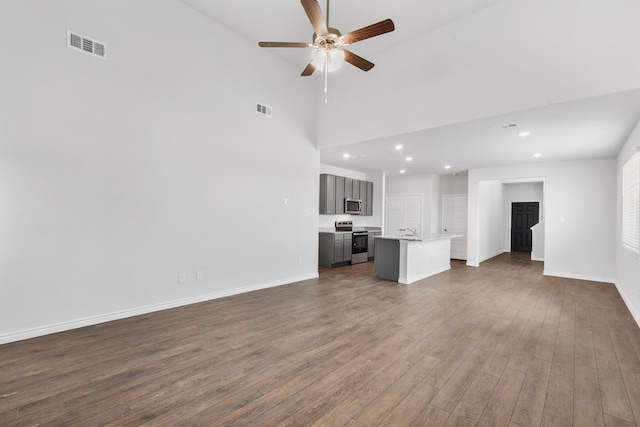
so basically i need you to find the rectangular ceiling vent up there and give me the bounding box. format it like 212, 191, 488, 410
490, 123, 518, 131
68, 30, 107, 59
256, 103, 272, 118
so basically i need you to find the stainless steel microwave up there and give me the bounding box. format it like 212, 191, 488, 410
345, 198, 362, 215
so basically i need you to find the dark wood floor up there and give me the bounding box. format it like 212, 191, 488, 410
2, 252, 640, 426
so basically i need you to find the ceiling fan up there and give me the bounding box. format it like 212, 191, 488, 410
258, 0, 395, 100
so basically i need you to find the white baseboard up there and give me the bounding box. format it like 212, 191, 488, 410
478, 250, 507, 264
400, 266, 451, 285
614, 281, 640, 329
543, 270, 615, 284
531, 256, 544, 262
0, 273, 319, 345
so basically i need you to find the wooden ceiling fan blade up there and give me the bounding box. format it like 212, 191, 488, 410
342, 19, 395, 45
259, 42, 310, 48
301, 0, 328, 36
301, 62, 317, 76
343, 50, 374, 71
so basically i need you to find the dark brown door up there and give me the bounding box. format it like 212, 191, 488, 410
511, 202, 539, 252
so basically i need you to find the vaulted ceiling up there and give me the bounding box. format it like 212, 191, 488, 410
181, 0, 640, 175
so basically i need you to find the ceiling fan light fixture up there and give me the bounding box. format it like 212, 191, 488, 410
311, 47, 345, 72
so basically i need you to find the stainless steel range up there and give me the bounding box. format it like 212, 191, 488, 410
335, 221, 368, 264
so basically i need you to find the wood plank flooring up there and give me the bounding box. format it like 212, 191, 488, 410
2, 252, 640, 426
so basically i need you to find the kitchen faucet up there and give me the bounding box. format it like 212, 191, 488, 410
399, 228, 419, 237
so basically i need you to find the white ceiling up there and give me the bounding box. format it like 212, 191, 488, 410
320, 89, 640, 176
181, 0, 505, 69
180, 0, 640, 175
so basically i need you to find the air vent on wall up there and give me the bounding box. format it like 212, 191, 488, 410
490, 123, 518, 131
68, 30, 107, 59
256, 103, 272, 118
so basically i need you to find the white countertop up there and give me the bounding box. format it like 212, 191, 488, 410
319, 227, 382, 234
375, 233, 463, 242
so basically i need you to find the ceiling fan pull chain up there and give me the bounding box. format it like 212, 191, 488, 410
324, 51, 329, 104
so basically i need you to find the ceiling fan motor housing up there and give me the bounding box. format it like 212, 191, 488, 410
258, 0, 394, 76
313, 28, 343, 50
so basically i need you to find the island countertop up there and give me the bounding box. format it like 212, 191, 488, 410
374, 233, 463, 284
374, 233, 463, 242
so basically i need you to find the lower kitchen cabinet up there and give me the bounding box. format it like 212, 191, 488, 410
368, 231, 381, 260
319, 233, 352, 267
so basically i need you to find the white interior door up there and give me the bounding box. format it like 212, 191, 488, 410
405, 196, 422, 233
385, 195, 423, 235
443, 194, 468, 260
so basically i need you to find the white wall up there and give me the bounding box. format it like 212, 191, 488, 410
0, 1, 320, 343
440, 172, 469, 196
317, 0, 640, 149
318, 164, 383, 228
616, 121, 640, 326
477, 181, 505, 263
468, 158, 616, 282
438, 172, 468, 233
385, 173, 440, 234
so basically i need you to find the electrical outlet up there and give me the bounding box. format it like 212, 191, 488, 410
298, 257, 302, 265
197, 270, 204, 280
178, 273, 186, 284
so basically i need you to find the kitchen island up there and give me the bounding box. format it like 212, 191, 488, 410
374, 234, 463, 284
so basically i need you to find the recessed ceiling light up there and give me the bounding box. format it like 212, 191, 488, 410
518, 131, 531, 137
395, 144, 404, 150
533, 153, 542, 158
444, 165, 451, 169
342, 153, 350, 158
400, 169, 406, 174
405, 157, 413, 161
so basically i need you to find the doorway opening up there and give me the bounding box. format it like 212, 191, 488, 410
511, 201, 540, 252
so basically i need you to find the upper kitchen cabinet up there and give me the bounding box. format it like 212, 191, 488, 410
366, 181, 373, 216
319, 174, 373, 216
352, 179, 360, 199
335, 176, 345, 214
344, 178, 353, 198
319, 174, 336, 214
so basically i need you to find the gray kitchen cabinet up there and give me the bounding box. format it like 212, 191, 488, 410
319, 174, 373, 216
375, 239, 400, 281
366, 181, 373, 216
319, 232, 352, 267
368, 231, 380, 260
334, 233, 352, 263
352, 179, 360, 199
333, 235, 344, 264
335, 176, 345, 214
343, 235, 352, 261
319, 174, 336, 214
344, 178, 353, 198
